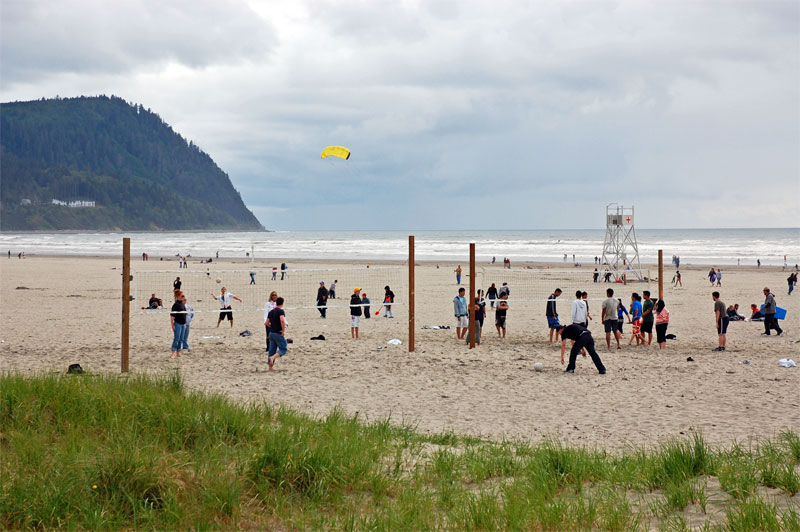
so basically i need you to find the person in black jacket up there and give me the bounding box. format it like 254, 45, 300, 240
316, 281, 328, 318
350, 288, 363, 338
557, 324, 606, 374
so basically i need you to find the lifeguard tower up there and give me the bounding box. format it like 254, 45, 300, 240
601, 204, 644, 281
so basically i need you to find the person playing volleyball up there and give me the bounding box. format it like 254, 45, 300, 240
212, 287, 242, 328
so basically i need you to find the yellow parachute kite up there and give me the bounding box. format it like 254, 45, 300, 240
321, 146, 351, 160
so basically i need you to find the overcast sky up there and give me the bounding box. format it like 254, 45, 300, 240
2, 0, 798, 230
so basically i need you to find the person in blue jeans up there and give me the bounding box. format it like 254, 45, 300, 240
181, 293, 194, 351
170, 291, 187, 359
266, 297, 288, 370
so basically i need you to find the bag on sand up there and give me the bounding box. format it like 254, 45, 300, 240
67, 363, 84, 374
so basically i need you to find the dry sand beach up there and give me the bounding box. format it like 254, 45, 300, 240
1, 255, 798, 451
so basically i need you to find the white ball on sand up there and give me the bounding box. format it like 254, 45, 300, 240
216, 277, 222, 284
534, 362, 544, 372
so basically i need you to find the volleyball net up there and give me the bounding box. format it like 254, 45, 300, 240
132, 265, 408, 316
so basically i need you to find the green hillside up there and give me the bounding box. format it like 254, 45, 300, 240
0, 96, 263, 231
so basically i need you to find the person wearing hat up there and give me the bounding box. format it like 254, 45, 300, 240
350, 288, 363, 338
316, 281, 329, 318
761, 287, 783, 337
362, 292, 371, 318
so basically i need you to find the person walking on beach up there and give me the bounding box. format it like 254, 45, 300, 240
454, 287, 468, 340
787, 272, 797, 295
655, 299, 669, 350
712, 291, 728, 352
170, 291, 187, 359
602, 288, 621, 350
382, 285, 395, 318
715, 268, 722, 287
757, 259, 761, 268
487, 283, 498, 308
761, 287, 783, 337
640, 291, 655, 345
181, 293, 194, 351
266, 297, 288, 370
674, 270, 682, 287
264, 291, 278, 351
316, 281, 328, 318
708, 268, 716, 286
495, 292, 509, 338
617, 298, 630, 335
173, 277, 181, 291
593, 268, 599, 283
558, 324, 606, 374
350, 288, 363, 339
250, 271, 256, 285
212, 287, 242, 328
546, 288, 562, 343
362, 292, 371, 318
455, 265, 462, 285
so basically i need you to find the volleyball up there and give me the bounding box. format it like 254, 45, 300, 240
534, 362, 544, 372
215, 277, 222, 284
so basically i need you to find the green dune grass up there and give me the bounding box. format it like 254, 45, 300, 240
1, 372, 797, 531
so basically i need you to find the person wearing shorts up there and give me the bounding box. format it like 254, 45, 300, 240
546, 288, 562, 343
495, 292, 509, 338
628, 293, 642, 346
712, 291, 728, 352
266, 297, 288, 370
601, 288, 621, 350
655, 299, 669, 350
350, 287, 363, 339
212, 287, 242, 328
616, 299, 629, 335
454, 287, 468, 339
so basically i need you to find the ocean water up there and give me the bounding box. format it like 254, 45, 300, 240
0, 228, 798, 266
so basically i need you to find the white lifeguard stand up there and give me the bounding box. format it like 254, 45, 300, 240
601, 203, 644, 281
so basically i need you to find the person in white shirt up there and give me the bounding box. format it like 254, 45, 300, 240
212, 287, 242, 328
570, 290, 588, 326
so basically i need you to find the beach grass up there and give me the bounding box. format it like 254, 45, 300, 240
1, 372, 797, 531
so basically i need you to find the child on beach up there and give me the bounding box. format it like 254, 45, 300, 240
495, 292, 509, 338
628, 293, 643, 346
362, 292, 371, 318
350, 288, 362, 339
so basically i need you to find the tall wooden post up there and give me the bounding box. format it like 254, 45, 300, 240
121, 237, 131, 373
658, 249, 664, 300
469, 243, 476, 349
408, 235, 415, 353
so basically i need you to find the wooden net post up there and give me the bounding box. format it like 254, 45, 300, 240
469, 243, 476, 348
408, 235, 415, 353
121, 237, 131, 373
658, 249, 664, 300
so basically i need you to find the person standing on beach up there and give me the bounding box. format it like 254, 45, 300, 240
708, 268, 716, 286
787, 272, 797, 295
250, 271, 256, 285
628, 293, 643, 346
181, 293, 194, 352
472, 289, 486, 344
602, 288, 621, 350
495, 292, 509, 338
264, 291, 278, 351
362, 292, 371, 319
454, 287, 468, 340
761, 287, 783, 336
170, 291, 186, 359
640, 291, 655, 345
212, 287, 242, 328
329, 280, 337, 300
593, 268, 599, 283
581, 291, 592, 326
570, 290, 587, 327
350, 288, 362, 339
266, 297, 288, 370
757, 259, 761, 268
272, 267, 277, 280
281, 262, 287, 280
712, 291, 728, 352
546, 288, 562, 343
617, 298, 630, 335
382, 285, 395, 318
316, 282, 328, 318
173, 277, 181, 291
716, 269, 722, 287
455, 265, 462, 285
487, 283, 498, 308
655, 299, 669, 350
558, 324, 606, 374
675, 270, 682, 287
498, 282, 510, 299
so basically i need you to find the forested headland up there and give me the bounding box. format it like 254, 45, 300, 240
0, 96, 263, 231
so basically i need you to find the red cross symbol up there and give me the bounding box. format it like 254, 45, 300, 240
625, 216, 631, 223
